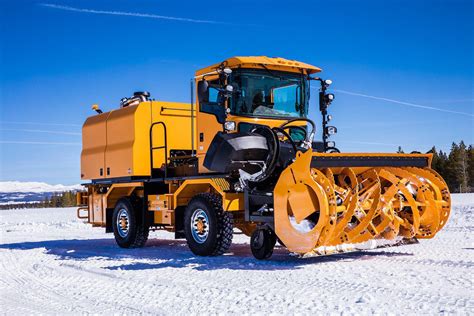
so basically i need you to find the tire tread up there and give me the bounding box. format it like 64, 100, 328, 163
113, 197, 149, 248
186, 193, 233, 256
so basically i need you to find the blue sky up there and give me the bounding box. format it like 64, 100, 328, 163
0, 0, 473, 184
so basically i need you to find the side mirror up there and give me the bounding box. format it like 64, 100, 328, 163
197, 80, 209, 103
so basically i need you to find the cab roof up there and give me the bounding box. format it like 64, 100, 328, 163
195, 56, 321, 76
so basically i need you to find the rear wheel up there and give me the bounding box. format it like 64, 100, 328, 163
184, 193, 233, 256
250, 228, 276, 260
112, 197, 149, 248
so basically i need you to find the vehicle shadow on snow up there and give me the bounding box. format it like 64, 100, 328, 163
0, 237, 413, 271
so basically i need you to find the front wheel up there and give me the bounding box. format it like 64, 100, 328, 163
184, 193, 233, 256
250, 228, 276, 260
112, 197, 149, 248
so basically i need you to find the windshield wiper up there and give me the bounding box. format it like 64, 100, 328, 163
260, 64, 284, 80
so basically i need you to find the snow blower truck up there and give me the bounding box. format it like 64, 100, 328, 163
77, 56, 451, 259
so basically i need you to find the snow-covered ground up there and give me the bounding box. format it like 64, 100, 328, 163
1, 194, 473, 314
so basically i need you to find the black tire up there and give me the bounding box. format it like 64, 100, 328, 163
250, 228, 276, 260
112, 197, 149, 248
184, 193, 233, 256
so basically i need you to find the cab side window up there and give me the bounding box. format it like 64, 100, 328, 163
208, 86, 219, 103
199, 79, 226, 124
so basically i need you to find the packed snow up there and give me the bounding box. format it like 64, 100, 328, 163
0, 194, 473, 314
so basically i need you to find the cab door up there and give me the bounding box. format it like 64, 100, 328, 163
196, 78, 225, 173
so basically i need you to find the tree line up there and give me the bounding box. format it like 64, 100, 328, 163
0, 191, 78, 210
398, 141, 473, 193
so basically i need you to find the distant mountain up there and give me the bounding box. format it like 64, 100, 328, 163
0, 181, 83, 193
0, 181, 83, 205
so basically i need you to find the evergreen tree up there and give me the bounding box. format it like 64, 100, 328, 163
438, 149, 449, 181
468, 145, 474, 191
428, 146, 448, 187
429, 146, 441, 171
61, 191, 77, 207
457, 141, 469, 193
446, 142, 460, 192
51, 193, 61, 208
42, 196, 49, 208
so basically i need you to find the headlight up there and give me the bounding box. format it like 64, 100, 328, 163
324, 79, 332, 86
325, 126, 337, 135
324, 93, 335, 106
224, 121, 236, 131
326, 141, 336, 148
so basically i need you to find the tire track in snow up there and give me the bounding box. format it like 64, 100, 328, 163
370, 256, 473, 269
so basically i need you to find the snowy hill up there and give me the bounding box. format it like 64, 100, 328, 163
0, 181, 82, 193
0, 181, 83, 205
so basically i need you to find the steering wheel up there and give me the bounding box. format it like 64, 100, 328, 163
279, 118, 316, 149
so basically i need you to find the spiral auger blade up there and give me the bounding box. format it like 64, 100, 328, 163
341, 169, 382, 244
273, 150, 451, 257
404, 167, 451, 235
322, 167, 360, 245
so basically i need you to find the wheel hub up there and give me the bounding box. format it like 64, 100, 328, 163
191, 209, 209, 244
196, 220, 204, 233
116, 208, 130, 238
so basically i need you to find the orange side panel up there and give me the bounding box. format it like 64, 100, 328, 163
105, 106, 137, 178
81, 112, 109, 180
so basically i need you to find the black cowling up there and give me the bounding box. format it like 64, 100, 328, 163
203, 132, 269, 174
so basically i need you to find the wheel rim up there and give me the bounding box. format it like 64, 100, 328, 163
252, 230, 265, 249
191, 208, 209, 244
116, 208, 130, 238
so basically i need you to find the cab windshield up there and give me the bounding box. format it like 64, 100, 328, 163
230, 69, 309, 118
